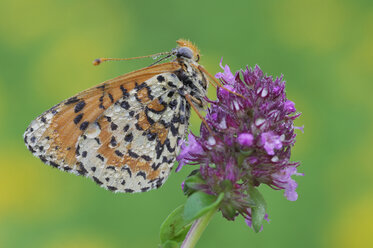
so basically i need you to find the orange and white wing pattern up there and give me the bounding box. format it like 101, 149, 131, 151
74, 72, 191, 192
24, 40, 208, 193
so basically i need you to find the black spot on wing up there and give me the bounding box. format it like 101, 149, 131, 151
147, 132, 156, 141
50, 161, 59, 168
128, 150, 139, 158
136, 171, 146, 180
124, 133, 133, 142
167, 91, 175, 98
165, 138, 175, 152
156, 178, 164, 188
170, 123, 178, 136
74, 113, 83, 124
39, 155, 47, 163
97, 84, 105, 90
111, 122, 118, 131
74, 101, 86, 113
28, 145, 36, 153
93, 176, 103, 185
141, 187, 150, 192
107, 186, 117, 192
120, 85, 130, 97
80, 121, 89, 131
144, 108, 155, 125
169, 99, 178, 110
157, 75, 165, 82
96, 154, 104, 161
121, 167, 132, 177
123, 124, 130, 132
134, 82, 147, 91
141, 155, 151, 161
115, 150, 124, 157
155, 141, 164, 159
65, 96, 79, 105
152, 162, 160, 171
168, 81, 177, 88
120, 101, 130, 110
110, 136, 117, 147
77, 162, 88, 175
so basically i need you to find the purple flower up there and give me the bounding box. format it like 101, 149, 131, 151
215, 58, 235, 84
272, 167, 304, 201
260, 132, 283, 155
237, 133, 254, 147
284, 100, 296, 113
176, 133, 203, 172
177, 61, 303, 230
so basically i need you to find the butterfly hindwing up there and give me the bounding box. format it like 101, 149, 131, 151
75, 72, 190, 192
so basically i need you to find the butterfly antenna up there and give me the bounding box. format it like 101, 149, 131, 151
93, 51, 172, 66
147, 54, 172, 67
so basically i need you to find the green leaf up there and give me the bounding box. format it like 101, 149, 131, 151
248, 186, 267, 233
161, 240, 179, 248
184, 192, 224, 222
160, 204, 192, 243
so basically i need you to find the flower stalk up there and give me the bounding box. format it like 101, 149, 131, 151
181, 206, 218, 248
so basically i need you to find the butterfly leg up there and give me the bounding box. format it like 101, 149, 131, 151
185, 94, 213, 135
195, 65, 246, 99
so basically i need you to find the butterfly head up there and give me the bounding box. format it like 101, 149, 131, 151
175, 39, 200, 62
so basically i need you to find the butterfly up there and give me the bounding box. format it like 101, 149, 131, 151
23, 39, 213, 193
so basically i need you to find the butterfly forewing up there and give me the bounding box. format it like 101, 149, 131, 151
24, 40, 209, 193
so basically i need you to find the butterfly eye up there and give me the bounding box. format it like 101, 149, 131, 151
176, 47, 193, 59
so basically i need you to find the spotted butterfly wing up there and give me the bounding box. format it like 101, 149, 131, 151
74, 72, 191, 192
24, 40, 209, 193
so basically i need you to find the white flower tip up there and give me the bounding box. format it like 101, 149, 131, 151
261, 88, 268, 97
255, 118, 265, 126
271, 156, 279, 162
233, 101, 240, 111
207, 136, 216, 146
218, 117, 227, 129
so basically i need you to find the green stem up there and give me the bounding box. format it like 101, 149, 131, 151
180, 207, 217, 248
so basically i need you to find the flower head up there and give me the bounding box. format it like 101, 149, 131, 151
177, 61, 303, 230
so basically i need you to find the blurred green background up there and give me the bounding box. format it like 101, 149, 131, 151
1, 0, 372, 247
